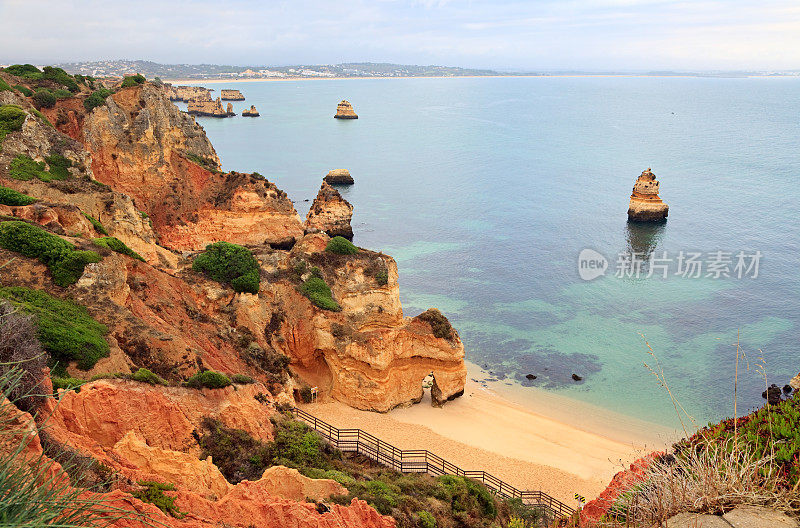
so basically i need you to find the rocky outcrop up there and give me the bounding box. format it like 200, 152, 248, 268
790, 372, 800, 392
305, 182, 354, 240
324, 169, 354, 185
627, 168, 669, 222
334, 100, 358, 119
82, 83, 304, 250
187, 97, 234, 117
220, 89, 245, 101
165, 84, 212, 102
257, 466, 348, 501
241, 105, 260, 117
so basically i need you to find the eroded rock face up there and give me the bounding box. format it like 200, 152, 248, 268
334, 100, 358, 119
627, 168, 669, 222
324, 169, 354, 185
82, 84, 304, 250
305, 182, 354, 240
257, 466, 348, 502
187, 97, 234, 117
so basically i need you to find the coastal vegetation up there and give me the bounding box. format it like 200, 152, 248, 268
0, 221, 102, 286
32, 88, 57, 108
0, 185, 37, 206
83, 88, 113, 112
0, 286, 109, 370
13, 85, 33, 96
9, 154, 70, 182
300, 276, 341, 311
92, 236, 145, 261
186, 370, 232, 389
82, 213, 108, 235
132, 481, 183, 517
326, 235, 359, 255
192, 241, 261, 294
120, 73, 146, 88
417, 308, 455, 341
0, 104, 27, 145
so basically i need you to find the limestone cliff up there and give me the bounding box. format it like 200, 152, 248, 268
627, 168, 669, 222
305, 181, 354, 240
242, 105, 260, 117
220, 89, 245, 101
334, 100, 358, 119
82, 83, 304, 250
165, 84, 212, 102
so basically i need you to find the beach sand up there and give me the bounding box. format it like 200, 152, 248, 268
301, 362, 678, 504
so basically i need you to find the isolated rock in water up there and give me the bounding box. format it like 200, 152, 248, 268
165, 84, 212, 102
783, 385, 793, 394
324, 169, 354, 185
334, 100, 358, 119
226, 102, 235, 115
187, 96, 234, 118
305, 181, 354, 240
790, 373, 800, 391
242, 105, 260, 117
762, 384, 783, 405
220, 89, 245, 100
572, 373, 583, 381
627, 168, 669, 222
525, 374, 537, 380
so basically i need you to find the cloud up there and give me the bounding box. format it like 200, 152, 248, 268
0, 0, 799, 70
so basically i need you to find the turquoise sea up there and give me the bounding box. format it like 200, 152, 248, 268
177, 77, 799, 429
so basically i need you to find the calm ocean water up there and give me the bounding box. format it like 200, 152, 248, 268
178, 77, 799, 428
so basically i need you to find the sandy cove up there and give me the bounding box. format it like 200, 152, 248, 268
302, 362, 677, 505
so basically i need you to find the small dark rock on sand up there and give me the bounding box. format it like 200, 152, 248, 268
572, 374, 583, 381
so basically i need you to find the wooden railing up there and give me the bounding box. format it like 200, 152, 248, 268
290, 407, 575, 520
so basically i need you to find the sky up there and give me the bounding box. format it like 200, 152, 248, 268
1, 0, 799, 71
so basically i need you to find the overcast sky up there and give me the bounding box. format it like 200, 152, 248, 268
1, 0, 799, 71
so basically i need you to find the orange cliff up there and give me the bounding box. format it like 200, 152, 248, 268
305, 181, 354, 240
627, 168, 669, 222
80, 83, 303, 250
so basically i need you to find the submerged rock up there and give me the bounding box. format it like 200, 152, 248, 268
334, 100, 358, 119
324, 169, 354, 185
627, 168, 669, 222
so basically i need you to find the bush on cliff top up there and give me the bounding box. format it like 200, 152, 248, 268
192, 241, 260, 294
32, 89, 56, 109
42, 66, 79, 92
83, 88, 113, 112
0, 77, 12, 92
92, 236, 144, 262
0, 286, 110, 370
0, 185, 37, 206
131, 368, 167, 385
0, 104, 27, 145
3, 64, 42, 78
120, 74, 146, 88
13, 84, 33, 97
299, 276, 340, 311
325, 236, 358, 255
9, 154, 70, 182
0, 221, 102, 287
186, 370, 232, 389
416, 308, 455, 341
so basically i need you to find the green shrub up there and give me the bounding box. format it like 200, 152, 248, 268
192, 241, 261, 294
198, 418, 272, 483
0, 287, 109, 370
416, 309, 455, 341
375, 269, 389, 286
0, 77, 12, 92
269, 418, 329, 470
132, 481, 182, 518
325, 236, 358, 255
52, 88, 73, 99
120, 74, 146, 88
0, 221, 103, 287
44, 154, 72, 179
299, 277, 340, 311
3, 64, 42, 79
83, 88, 113, 112
231, 373, 255, 384
417, 510, 437, 528
32, 89, 56, 109
82, 213, 108, 235
12, 85, 33, 97
51, 376, 84, 393
185, 153, 219, 172
0, 104, 27, 145
42, 67, 79, 92
92, 236, 144, 262
0, 186, 36, 206
131, 368, 167, 385
186, 370, 231, 389
438, 475, 497, 519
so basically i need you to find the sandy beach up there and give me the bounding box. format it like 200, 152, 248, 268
302, 362, 677, 504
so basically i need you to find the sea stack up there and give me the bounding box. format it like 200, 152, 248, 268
304, 182, 354, 240
242, 105, 260, 117
220, 89, 245, 100
187, 97, 233, 118
627, 168, 669, 222
334, 100, 358, 119
324, 169, 354, 185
